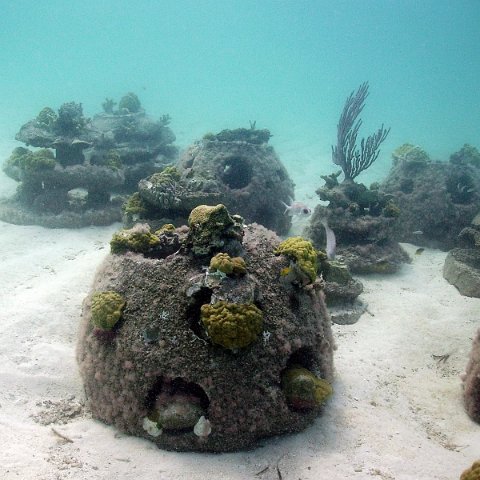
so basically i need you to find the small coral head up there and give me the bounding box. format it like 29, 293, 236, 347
460, 460, 480, 480
275, 237, 319, 285
281, 367, 332, 410
209, 252, 246, 276
187, 204, 244, 256
200, 301, 263, 350
90, 291, 126, 331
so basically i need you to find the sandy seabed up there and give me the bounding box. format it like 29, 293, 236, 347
0, 220, 479, 479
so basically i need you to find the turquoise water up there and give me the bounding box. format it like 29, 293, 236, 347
1, 0, 479, 191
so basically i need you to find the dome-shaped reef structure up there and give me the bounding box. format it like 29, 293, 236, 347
463, 328, 480, 425
305, 82, 409, 274
77, 204, 334, 452
443, 212, 480, 298
382, 144, 480, 250
0, 94, 176, 228
305, 174, 410, 274
123, 126, 295, 235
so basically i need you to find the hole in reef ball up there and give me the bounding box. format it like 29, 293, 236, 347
186, 286, 212, 339
221, 156, 253, 189
286, 346, 317, 371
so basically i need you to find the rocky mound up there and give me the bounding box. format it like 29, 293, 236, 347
77, 204, 335, 452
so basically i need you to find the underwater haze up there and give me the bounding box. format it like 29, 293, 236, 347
1, 0, 479, 192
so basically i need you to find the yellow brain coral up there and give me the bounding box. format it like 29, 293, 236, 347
274, 236, 318, 284
91, 291, 126, 331
461, 460, 480, 480
209, 253, 246, 276
200, 301, 263, 349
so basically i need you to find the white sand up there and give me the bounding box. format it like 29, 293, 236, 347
0, 221, 479, 480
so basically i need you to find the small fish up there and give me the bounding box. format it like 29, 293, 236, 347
415, 247, 425, 255
457, 183, 475, 194
320, 218, 336, 260
412, 230, 423, 236
281, 198, 311, 216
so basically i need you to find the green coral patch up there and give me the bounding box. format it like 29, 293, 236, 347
275, 236, 318, 284
149, 165, 181, 185
392, 143, 430, 164
155, 223, 176, 235
110, 225, 160, 254
200, 301, 263, 349
36, 107, 57, 129
187, 204, 244, 256
123, 192, 148, 216
91, 291, 126, 331
382, 199, 401, 218
5, 147, 56, 174
209, 252, 246, 276
281, 367, 332, 410
118, 92, 141, 113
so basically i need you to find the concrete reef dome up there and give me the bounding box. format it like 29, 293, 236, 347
77, 204, 334, 452
127, 127, 295, 235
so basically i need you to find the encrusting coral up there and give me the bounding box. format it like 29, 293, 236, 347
4, 147, 56, 177
110, 224, 161, 254
118, 92, 142, 114
187, 204, 244, 256
281, 366, 333, 410
91, 291, 126, 331
208, 253, 246, 276
200, 301, 263, 350
275, 236, 319, 285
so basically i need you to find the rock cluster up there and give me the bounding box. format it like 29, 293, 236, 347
0, 94, 176, 227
